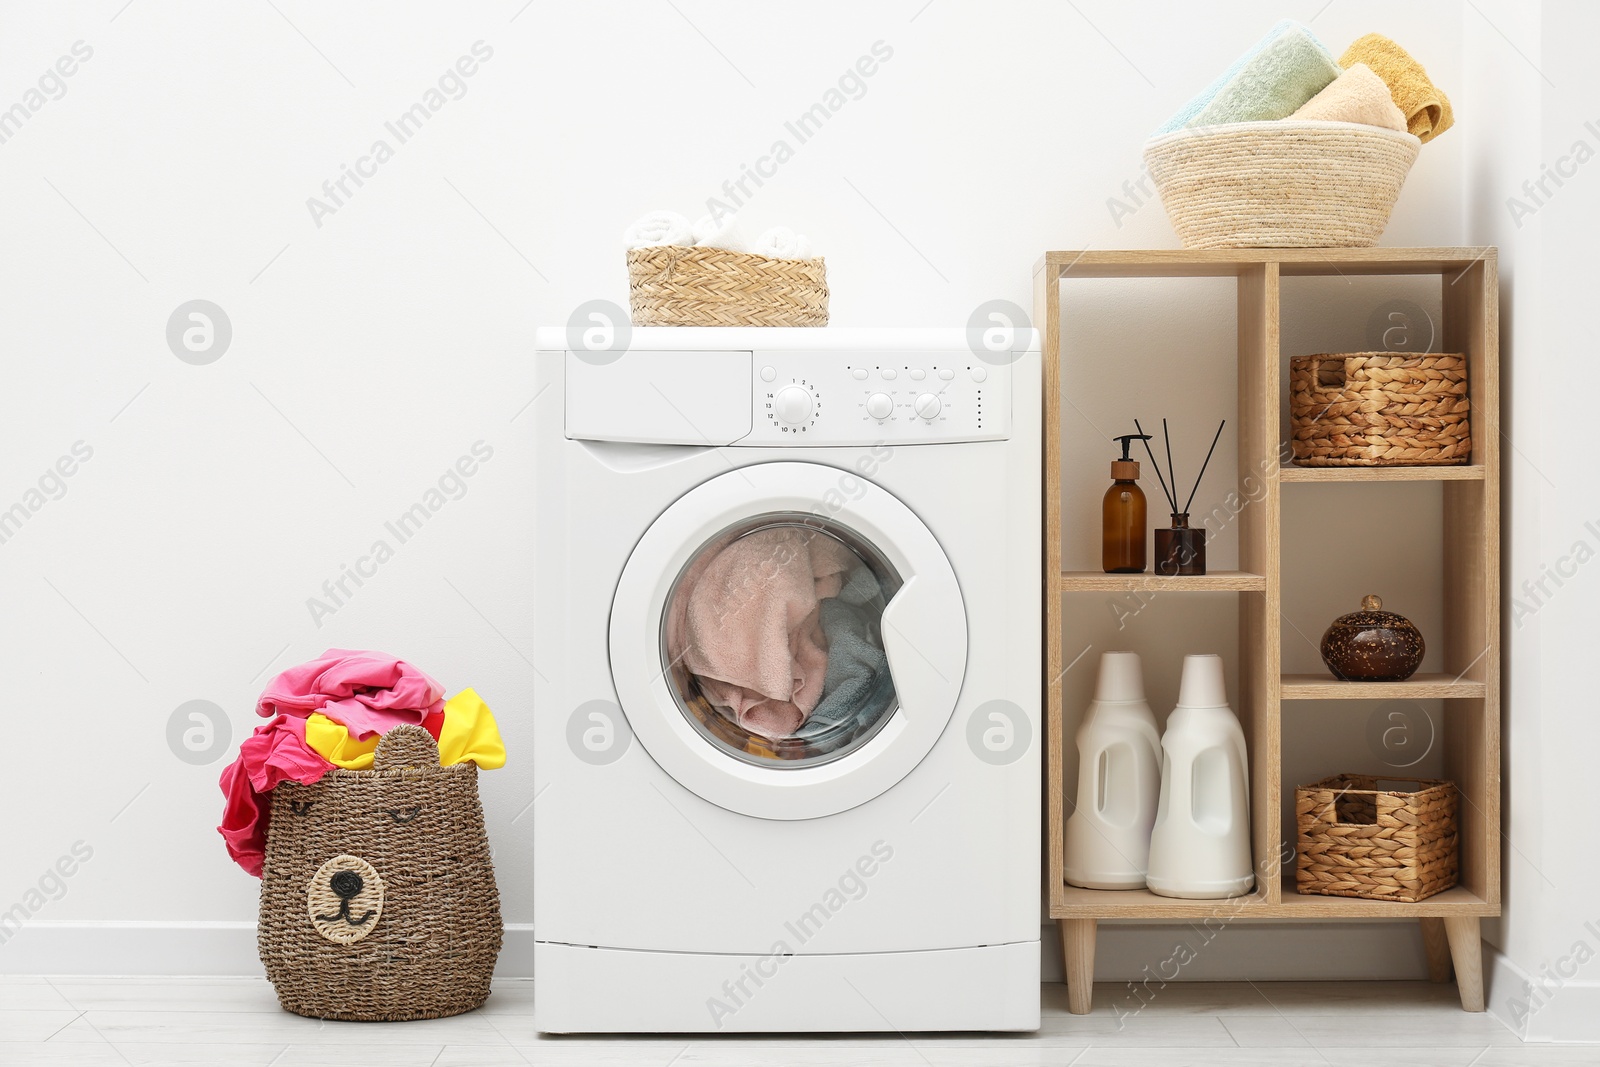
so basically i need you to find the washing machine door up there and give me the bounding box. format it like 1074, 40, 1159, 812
610, 461, 967, 820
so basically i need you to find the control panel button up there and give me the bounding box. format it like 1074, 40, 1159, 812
773, 385, 814, 426
865, 393, 894, 420
914, 393, 942, 420
851, 368, 868, 380
937, 368, 955, 380
970, 365, 988, 382
881, 367, 898, 380
760, 366, 777, 382
909, 368, 926, 381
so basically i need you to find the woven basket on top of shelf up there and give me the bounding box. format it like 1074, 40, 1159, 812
1289, 352, 1471, 466
257, 726, 502, 1021
1295, 773, 1458, 903
626, 245, 828, 327
1143, 121, 1421, 249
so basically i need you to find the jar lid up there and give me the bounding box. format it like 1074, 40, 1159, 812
1332, 594, 1415, 630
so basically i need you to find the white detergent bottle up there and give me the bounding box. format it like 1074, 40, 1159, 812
1146, 654, 1254, 899
1065, 652, 1162, 889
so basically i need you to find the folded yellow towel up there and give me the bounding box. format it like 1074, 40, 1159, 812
1290, 63, 1407, 131
1339, 33, 1454, 143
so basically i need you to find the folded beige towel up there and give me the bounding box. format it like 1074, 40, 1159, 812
1290, 63, 1407, 131
1339, 33, 1454, 143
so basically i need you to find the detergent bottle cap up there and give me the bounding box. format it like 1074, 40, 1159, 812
1176, 653, 1229, 709
1093, 651, 1147, 703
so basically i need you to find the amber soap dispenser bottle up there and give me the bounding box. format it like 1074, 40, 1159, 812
1103, 433, 1150, 573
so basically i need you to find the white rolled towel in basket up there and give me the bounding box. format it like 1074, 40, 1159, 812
622, 211, 815, 259
691, 212, 752, 253
623, 211, 694, 249
751, 226, 815, 260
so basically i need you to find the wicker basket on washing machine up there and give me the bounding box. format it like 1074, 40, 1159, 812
626, 245, 829, 326
256, 725, 502, 1020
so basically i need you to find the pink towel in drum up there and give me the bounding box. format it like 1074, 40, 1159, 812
669, 527, 854, 739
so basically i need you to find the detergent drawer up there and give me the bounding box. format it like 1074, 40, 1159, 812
565, 349, 752, 445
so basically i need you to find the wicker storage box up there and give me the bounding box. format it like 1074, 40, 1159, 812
1295, 774, 1458, 903
1144, 121, 1421, 248
1290, 352, 1471, 466
626, 245, 828, 327
257, 726, 502, 1020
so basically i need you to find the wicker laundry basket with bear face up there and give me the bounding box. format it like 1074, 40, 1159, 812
257, 725, 503, 1020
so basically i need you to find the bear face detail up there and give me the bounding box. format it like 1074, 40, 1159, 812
307, 854, 384, 944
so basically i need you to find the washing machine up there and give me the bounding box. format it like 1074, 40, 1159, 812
531, 326, 1040, 1033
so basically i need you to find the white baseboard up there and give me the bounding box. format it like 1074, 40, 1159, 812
1489, 946, 1533, 1039
0, 921, 539, 977
1487, 943, 1600, 1043
4, 920, 1425, 983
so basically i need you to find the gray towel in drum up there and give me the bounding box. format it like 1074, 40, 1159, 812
836, 562, 881, 607
795, 596, 891, 741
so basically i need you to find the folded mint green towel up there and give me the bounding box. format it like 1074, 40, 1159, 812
1157, 20, 1342, 134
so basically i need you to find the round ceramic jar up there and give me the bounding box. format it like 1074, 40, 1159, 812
1319, 595, 1425, 682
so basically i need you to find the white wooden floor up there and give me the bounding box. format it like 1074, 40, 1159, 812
0, 977, 1585, 1066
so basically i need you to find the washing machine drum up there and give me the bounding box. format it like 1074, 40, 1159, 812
610, 462, 968, 820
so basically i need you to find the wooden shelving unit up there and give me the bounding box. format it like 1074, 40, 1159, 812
1034, 248, 1501, 1015
1280, 673, 1488, 701
1060, 570, 1266, 593
1279, 464, 1487, 483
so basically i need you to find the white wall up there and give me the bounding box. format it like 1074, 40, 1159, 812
1, 0, 1483, 988
1462, 0, 1600, 1043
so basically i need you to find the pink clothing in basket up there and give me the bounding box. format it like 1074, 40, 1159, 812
217, 715, 334, 877
668, 527, 854, 739
256, 648, 445, 739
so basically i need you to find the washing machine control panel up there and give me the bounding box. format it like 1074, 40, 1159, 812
749, 351, 1012, 445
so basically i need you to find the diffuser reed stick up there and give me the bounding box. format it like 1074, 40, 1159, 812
1182, 420, 1227, 515
1133, 418, 1177, 513
1163, 418, 1178, 515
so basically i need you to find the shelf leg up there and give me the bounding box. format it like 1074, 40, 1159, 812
1420, 918, 1453, 983
1443, 916, 1485, 1011
1061, 918, 1096, 1015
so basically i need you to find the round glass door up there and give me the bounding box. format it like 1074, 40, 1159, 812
610, 461, 968, 820
662, 513, 901, 768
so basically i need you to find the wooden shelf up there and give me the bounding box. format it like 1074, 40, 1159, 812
1052, 881, 1273, 919
1051, 879, 1496, 919
1281, 673, 1487, 700
1275, 878, 1497, 918
1281, 465, 1486, 483
1060, 570, 1266, 592
1037, 247, 1501, 1014
1036, 247, 1495, 280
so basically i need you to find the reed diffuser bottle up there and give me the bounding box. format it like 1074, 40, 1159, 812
1102, 433, 1151, 573
1156, 514, 1206, 576
1135, 418, 1226, 578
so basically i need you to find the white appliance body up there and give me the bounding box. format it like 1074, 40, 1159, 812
532, 327, 1041, 1033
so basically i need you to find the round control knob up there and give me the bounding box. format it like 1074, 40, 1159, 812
865, 392, 894, 420
773, 385, 814, 426
914, 393, 942, 420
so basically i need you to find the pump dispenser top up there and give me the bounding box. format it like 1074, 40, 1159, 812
1112, 433, 1151, 480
